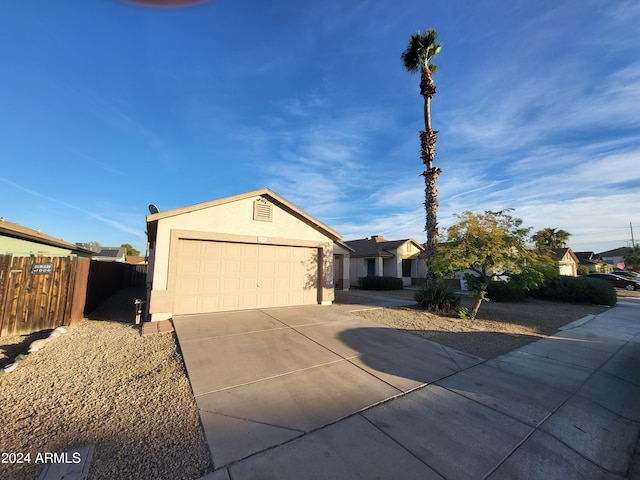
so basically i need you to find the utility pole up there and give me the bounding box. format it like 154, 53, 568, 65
631, 222, 636, 247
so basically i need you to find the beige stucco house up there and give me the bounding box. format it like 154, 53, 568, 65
145, 189, 350, 322
345, 235, 426, 287
553, 247, 579, 276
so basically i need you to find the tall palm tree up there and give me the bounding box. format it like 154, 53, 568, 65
532, 227, 571, 249
402, 29, 442, 284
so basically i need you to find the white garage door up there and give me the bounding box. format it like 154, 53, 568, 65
174, 239, 319, 315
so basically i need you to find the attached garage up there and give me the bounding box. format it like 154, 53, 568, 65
173, 240, 319, 314
146, 189, 351, 322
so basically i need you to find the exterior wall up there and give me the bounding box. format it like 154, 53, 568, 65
601, 254, 625, 268
348, 258, 362, 285
1, 236, 79, 257
383, 257, 398, 277
558, 254, 577, 276
148, 195, 336, 321
558, 263, 576, 276
349, 257, 382, 287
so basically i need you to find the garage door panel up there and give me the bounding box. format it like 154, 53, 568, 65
199, 296, 220, 312
202, 260, 222, 274
223, 261, 241, 274
177, 258, 200, 274
177, 277, 199, 292
202, 242, 223, 256
201, 278, 221, 292
180, 240, 202, 256
222, 277, 241, 291
174, 239, 320, 315
175, 296, 199, 313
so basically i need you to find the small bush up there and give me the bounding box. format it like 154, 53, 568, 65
531, 276, 616, 306
457, 307, 474, 319
486, 281, 526, 302
359, 276, 403, 290
577, 265, 591, 276
414, 281, 461, 312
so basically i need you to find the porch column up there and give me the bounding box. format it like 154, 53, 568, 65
375, 256, 384, 276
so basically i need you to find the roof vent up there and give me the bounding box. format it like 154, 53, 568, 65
253, 198, 273, 222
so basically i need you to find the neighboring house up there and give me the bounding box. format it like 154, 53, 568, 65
597, 247, 631, 269
575, 251, 612, 273
92, 247, 126, 263
0, 218, 93, 336
345, 235, 425, 287
0, 218, 93, 257
553, 247, 579, 277
145, 188, 350, 322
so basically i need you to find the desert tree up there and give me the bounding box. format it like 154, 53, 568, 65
434, 209, 546, 317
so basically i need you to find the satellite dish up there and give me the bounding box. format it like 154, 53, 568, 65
148, 204, 159, 214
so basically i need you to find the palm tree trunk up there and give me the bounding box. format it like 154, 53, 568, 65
419, 68, 440, 284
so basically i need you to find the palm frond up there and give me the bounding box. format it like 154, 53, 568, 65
401, 28, 442, 73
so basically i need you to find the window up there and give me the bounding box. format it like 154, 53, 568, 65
402, 259, 412, 277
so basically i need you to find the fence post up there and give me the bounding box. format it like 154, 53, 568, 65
0, 254, 13, 336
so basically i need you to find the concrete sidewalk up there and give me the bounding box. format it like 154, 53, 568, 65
184, 298, 640, 480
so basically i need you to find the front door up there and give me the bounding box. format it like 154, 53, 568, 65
366, 258, 375, 277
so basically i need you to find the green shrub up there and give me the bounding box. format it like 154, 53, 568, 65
486, 281, 526, 302
531, 276, 616, 306
359, 276, 403, 290
414, 281, 461, 312
510, 266, 558, 292
577, 265, 591, 276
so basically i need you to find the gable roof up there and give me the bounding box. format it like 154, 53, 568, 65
552, 247, 579, 264
146, 188, 346, 246
345, 235, 424, 258
597, 247, 630, 257
0, 218, 93, 254
575, 251, 597, 261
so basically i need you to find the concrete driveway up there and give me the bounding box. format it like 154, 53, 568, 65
173, 295, 481, 466
174, 295, 640, 479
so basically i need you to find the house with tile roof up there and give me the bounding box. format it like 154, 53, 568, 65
344, 235, 425, 287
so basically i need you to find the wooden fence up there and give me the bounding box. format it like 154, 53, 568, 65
83, 261, 147, 314
0, 255, 147, 337
0, 255, 83, 337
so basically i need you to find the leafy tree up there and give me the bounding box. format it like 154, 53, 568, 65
624, 244, 640, 271
121, 243, 140, 256
434, 210, 548, 317
532, 227, 571, 249
402, 29, 442, 285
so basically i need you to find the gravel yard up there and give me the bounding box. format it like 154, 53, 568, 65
0, 287, 212, 480
0, 286, 632, 479
350, 288, 625, 359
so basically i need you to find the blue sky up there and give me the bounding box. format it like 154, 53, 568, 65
1, 0, 638, 256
